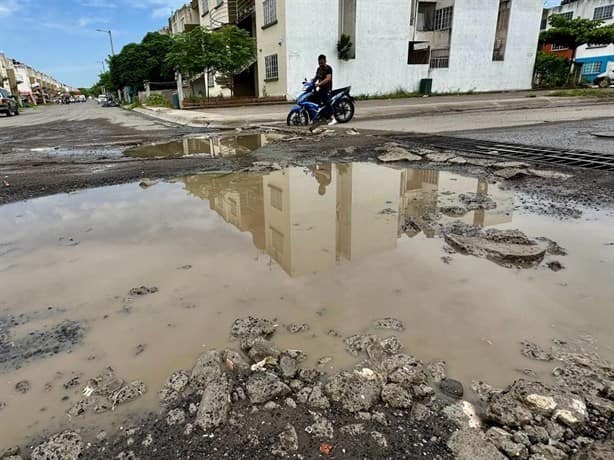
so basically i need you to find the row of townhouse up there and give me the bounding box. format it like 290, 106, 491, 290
0, 53, 74, 105
542, 0, 614, 83
166, 0, 545, 100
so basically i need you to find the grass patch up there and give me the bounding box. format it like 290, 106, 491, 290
548, 88, 614, 98
356, 89, 421, 101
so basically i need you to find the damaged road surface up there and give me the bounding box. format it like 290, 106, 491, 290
1, 103, 614, 459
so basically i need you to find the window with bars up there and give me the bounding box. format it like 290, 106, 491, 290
264, 54, 279, 80
263, 0, 277, 26
594, 5, 613, 20
556, 11, 573, 20
551, 44, 568, 51
434, 6, 453, 31
430, 48, 449, 68
408, 41, 430, 65
582, 62, 602, 74
202, 0, 209, 15
216, 0, 223, 7
207, 70, 215, 88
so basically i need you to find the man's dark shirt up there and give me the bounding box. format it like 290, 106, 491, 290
315, 65, 333, 93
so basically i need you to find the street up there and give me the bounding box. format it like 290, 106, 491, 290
1, 101, 614, 458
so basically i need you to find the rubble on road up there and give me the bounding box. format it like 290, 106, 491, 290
29, 317, 613, 460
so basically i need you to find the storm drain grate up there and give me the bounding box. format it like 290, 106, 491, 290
396, 135, 614, 171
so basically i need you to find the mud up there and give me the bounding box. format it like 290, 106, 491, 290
21, 317, 614, 460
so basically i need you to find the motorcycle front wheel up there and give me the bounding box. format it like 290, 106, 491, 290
334, 98, 355, 124
286, 109, 310, 126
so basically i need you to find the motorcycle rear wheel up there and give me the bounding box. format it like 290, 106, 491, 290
287, 110, 310, 126
334, 98, 355, 123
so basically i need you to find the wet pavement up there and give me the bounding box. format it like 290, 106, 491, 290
1, 163, 614, 448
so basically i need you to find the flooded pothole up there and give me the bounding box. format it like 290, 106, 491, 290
1, 162, 613, 447
124, 133, 287, 159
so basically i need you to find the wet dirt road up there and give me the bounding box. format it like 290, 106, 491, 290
2, 104, 614, 458
1, 163, 614, 449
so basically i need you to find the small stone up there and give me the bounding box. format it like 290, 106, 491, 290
286, 323, 310, 334
380, 336, 403, 355
440, 378, 464, 398
526, 394, 558, 414
381, 383, 413, 409
340, 424, 365, 436
263, 401, 280, 410
273, 424, 299, 455
520, 341, 553, 361
141, 434, 153, 447
448, 429, 506, 460
188, 402, 198, 415
128, 286, 158, 296
246, 372, 290, 404
530, 443, 567, 460
305, 412, 334, 439
31, 431, 83, 460
373, 317, 405, 331
317, 356, 333, 366
230, 316, 276, 339
15, 380, 31, 394
426, 360, 447, 383
278, 354, 298, 379
285, 397, 297, 409
183, 423, 193, 436
370, 431, 389, 449
166, 408, 186, 426
307, 384, 330, 409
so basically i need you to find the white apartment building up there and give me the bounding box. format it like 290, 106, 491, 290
169, 0, 201, 35
545, 0, 614, 83
255, 0, 543, 98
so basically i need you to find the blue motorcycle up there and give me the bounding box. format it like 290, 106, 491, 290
286, 80, 355, 126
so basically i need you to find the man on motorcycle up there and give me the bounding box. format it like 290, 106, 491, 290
314, 54, 337, 126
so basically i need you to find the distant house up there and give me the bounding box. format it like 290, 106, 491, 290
543, 0, 614, 82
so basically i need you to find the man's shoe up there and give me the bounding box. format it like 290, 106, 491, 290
328, 118, 338, 126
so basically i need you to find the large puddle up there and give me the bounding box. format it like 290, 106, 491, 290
1, 163, 614, 446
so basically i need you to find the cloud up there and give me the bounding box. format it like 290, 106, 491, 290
125, 0, 186, 17
80, 0, 118, 7
0, 0, 23, 17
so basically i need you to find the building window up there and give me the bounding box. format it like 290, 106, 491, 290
551, 44, 568, 51
594, 5, 613, 20
263, 0, 277, 26
339, 0, 357, 59
430, 48, 449, 69
417, 2, 436, 31
202, 0, 209, 15
217, 0, 223, 6
269, 185, 282, 210
207, 70, 215, 87
493, 0, 511, 61
582, 62, 602, 74
556, 11, 573, 20
434, 6, 453, 31
408, 41, 430, 65
264, 54, 279, 81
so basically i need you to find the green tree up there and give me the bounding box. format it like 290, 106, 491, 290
166, 25, 255, 95
534, 51, 570, 88
109, 32, 174, 92
540, 16, 614, 82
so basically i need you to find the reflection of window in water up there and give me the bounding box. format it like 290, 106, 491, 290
269, 185, 283, 211
270, 227, 284, 256
229, 198, 238, 217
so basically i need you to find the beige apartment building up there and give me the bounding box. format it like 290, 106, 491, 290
0, 53, 69, 104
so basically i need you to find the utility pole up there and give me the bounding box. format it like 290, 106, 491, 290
99, 61, 106, 73
96, 29, 115, 56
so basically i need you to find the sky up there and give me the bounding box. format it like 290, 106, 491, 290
0, 0, 186, 88
1, 0, 563, 88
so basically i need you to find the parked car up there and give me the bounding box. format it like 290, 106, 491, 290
593, 62, 614, 88
0, 88, 19, 117
97, 94, 108, 104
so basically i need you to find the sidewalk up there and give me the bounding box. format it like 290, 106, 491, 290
133, 91, 612, 130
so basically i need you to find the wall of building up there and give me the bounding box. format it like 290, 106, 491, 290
431, 0, 542, 93
282, 0, 542, 99
255, 0, 287, 97
549, 0, 614, 20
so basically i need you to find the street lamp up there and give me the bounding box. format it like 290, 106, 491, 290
96, 29, 115, 56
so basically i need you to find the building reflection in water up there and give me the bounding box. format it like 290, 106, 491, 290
182, 164, 513, 277
127, 133, 285, 159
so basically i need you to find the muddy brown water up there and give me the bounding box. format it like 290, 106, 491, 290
124, 133, 287, 159
1, 162, 614, 448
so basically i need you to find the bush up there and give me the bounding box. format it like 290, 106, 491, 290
534, 51, 570, 89
337, 34, 354, 61
146, 94, 170, 107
